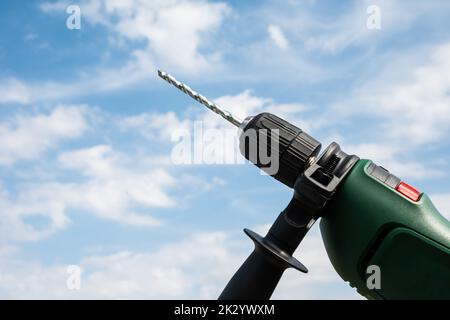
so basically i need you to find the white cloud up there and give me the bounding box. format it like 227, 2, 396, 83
318, 1, 425, 53
0, 226, 359, 299
0, 144, 175, 243
373, 44, 450, 146
261, 0, 450, 56
119, 90, 312, 168
118, 111, 191, 141
0, 230, 238, 298
9, 0, 450, 107
119, 90, 310, 140
0, 105, 88, 165
0, 99, 237, 243
0, 78, 31, 104
0, 140, 228, 243
344, 143, 443, 180
11, 0, 400, 106
212, 90, 311, 129
323, 43, 450, 180
267, 24, 289, 50
0, 50, 156, 105
37, 145, 175, 228
41, 0, 230, 73
0, 0, 231, 105
300, 1, 381, 53
0, 183, 70, 242
157, 89, 309, 133
58, 144, 177, 208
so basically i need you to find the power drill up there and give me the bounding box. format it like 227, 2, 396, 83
158, 71, 450, 300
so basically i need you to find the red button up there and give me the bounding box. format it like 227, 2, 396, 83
396, 182, 421, 202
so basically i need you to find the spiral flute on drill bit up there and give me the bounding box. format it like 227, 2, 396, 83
157, 70, 242, 127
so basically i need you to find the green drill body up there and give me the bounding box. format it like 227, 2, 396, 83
321, 159, 450, 299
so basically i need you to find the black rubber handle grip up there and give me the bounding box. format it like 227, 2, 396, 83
219, 209, 309, 300
218, 247, 285, 300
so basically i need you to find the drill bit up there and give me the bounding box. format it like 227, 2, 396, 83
158, 70, 242, 127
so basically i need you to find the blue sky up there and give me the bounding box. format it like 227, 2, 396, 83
0, 0, 450, 299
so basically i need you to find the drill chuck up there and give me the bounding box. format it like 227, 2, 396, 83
239, 112, 321, 188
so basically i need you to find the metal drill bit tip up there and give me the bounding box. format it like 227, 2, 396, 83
157, 70, 242, 127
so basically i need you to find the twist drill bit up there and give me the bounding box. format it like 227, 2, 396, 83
158, 70, 242, 127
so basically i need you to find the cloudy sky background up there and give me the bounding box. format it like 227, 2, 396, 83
0, 0, 450, 299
